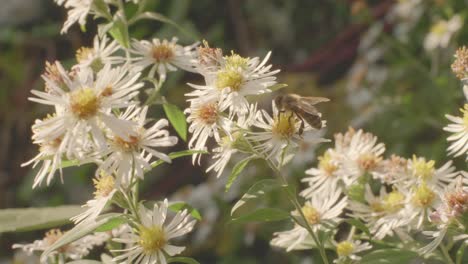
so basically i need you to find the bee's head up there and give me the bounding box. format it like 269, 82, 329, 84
274, 95, 284, 109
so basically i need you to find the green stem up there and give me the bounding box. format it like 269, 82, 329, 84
456, 243, 466, 264
440, 243, 455, 264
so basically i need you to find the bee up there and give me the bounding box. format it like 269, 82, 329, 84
274, 93, 330, 134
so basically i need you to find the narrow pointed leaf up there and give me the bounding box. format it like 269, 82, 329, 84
230, 208, 290, 224
163, 103, 187, 142
226, 156, 256, 192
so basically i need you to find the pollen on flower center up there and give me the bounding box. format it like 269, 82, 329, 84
357, 154, 381, 171
138, 225, 166, 253
114, 135, 140, 152
152, 44, 174, 63
272, 112, 297, 139
76, 47, 93, 63
70, 88, 99, 119
196, 103, 218, 125
216, 69, 243, 91
225, 53, 249, 70
383, 191, 405, 213
101, 85, 113, 97
411, 155, 435, 181
451, 47, 468, 79
412, 183, 436, 208
302, 205, 321, 225
318, 152, 338, 176
446, 190, 468, 216
93, 173, 115, 198
336, 241, 355, 257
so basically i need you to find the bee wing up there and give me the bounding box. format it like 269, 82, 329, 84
297, 97, 328, 114
300, 96, 330, 105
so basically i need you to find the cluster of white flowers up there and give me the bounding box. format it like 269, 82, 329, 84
270, 127, 467, 262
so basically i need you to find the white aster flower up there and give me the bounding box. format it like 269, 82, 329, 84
444, 104, 468, 159
112, 200, 196, 264
74, 35, 123, 71
349, 185, 414, 240
333, 240, 372, 264
130, 37, 197, 80
185, 99, 231, 164
99, 106, 178, 187
424, 15, 462, 51
29, 62, 143, 159
371, 155, 408, 185
187, 52, 279, 117
387, 0, 424, 41
271, 187, 347, 251
71, 173, 118, 224
301, 149, 342, 197
12, 229, 109, 262
60, 0, 94, 34
247, 101, 322, 164
405, 182, 440, 229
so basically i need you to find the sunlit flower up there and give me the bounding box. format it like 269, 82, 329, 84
424, 15, 462, 51
187, 52, 279, 117
99, 106, 178, 187
301, 149, 342, 196
271, 187, 347, 251
60, 0, 99, 34
29, 62, 143, 159
185, 99, 231, 164
349, 185, 414, 240
444, 104, 468, 159
74, 35, 123, 71
405, 182, 440, 229
12, 229, 109, 262
71, 173, 118, 224
112, 200, 196, 264
130, 37, 197, 80
333, 240, 372, 264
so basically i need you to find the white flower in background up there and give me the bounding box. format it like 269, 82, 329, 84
424, 15, 462, 51
185, 99, 231, 164
247, 101, 322, 163
130, 37, 197, 80
271, 187, 347, 251
444, 104, 468, 159
71, 173, 118, 224
206, 104, 257, 177
349, 185, 414, 240
74, 35, 123, 71
112, 200, 196, 264
404, 155, 460, 192
12, 229, 109, 262
29, 62, 143, 159
333, 240, 372, 264
187, 52, 279, 117
387, 0, 425, 41
337, 128, 385, 186
301, 149, 342, 196
99, 106, 178, 187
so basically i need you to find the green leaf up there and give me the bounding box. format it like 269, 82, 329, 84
231, 179, 281, 217
0, 205, 86, 233
230, 208, 290, 224
168, 257, 200, 264
150, 150, 207, 168
361, 249, 418, 264
41, 213, 122, 262
163, 103, 187, 142
345, 218, 371, 237
94, 216, 128, 232
169, 202, 202, 221
109, 19, 130, 48
225, 156, 256, 192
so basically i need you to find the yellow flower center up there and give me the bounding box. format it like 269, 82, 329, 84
318, 152, 338, 176
272, 111, 296, 139
114, 135, 140, 152
370, 201, 385, 213
138, 225, 166, 253
216, 69, 243, 91
76, 47, 103, 71
461, 104, 468, 127
225, 53, 249, 70
152, 44, 174, 63
412, 183, 436, 208
93, 174, 115, 198
196, 103, 218, 125
70, 88, 99, 119
431, 21, 447, 36
336, 241, 355, 257
302, 205, 321, 225
411, 155, 435, 181
383, 191, 405, 213
357, 153, 381, 171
